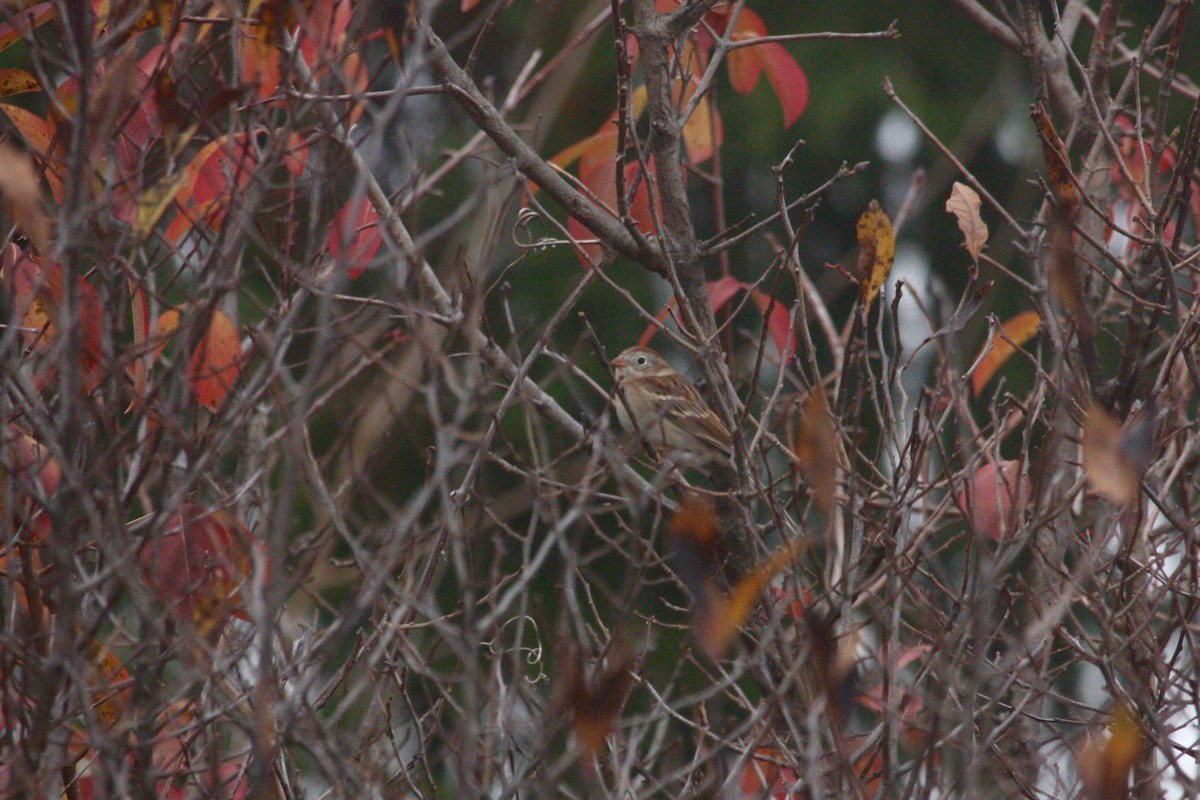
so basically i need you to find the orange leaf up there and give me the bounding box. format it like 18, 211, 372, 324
330, 195, 384, 279
1082, 404, 1142, 506
154, 308, 181, 362
740, 746, 799, 798
240, 21, 283, 101
1031, 102, 1080, 218
856, 200, 895, 311
0, 102, 56, 158
694, 537, 809, 659
189, 309, 242, 411
970, 310, 1041, 396
84, 639, 132, 732
1078, 705, 1144, 800
945, 181, 988, 276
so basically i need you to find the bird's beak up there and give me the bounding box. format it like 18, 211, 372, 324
610, 355, 627, 369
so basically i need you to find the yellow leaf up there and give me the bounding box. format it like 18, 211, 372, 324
856, 200, 895, 311
945, 181, 988, 274
135, 172, 191, 240
1078, 704, 1143, 800
970, 310, 1041, 396
0, 67, 39, 98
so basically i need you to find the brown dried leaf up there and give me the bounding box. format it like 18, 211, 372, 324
945, 181, 988, 277
1047, 211, 1086, 322
794, 387, 838, 515
1031, 102, 1080, 218
562, 643, 636, 762
856, 199, 895, 312
970, 310, 1041, 396
1082, 404, 1141, 505
0, 142, 51, 253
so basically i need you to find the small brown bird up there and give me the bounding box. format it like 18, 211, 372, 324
610, 346, 733, 465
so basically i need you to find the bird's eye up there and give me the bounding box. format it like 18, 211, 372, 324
636, 356, 647, 366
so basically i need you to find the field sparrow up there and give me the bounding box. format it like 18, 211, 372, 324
610, 346, 733, 465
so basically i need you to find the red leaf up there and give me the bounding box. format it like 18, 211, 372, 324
759, 44, 808, 128
2, 246, 105, 391
740, 746, 800, 798
957, 459, 1029, 540
637, 277, 792, 359
1, 423, 62, 543
188, 309, 242, 411
139, 505, 254, 639
708, 274, 747, 312
725, 9, 808, 127
750, 287, 794, 359
329, 196, 383, 278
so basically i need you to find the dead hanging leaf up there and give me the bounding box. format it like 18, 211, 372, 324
945, 182, 988, 278
1045, 209, 1095, 339
557, 643, 636, 763
856, 200, 895, 312
693, 537, 809, 659
1082, 404, 1143, 505
970, 310, 1041, 396
1078, 705, 1143, 800
0, 142, 52, 253
1031, 102, 1081, 218
794, 387, 838, 516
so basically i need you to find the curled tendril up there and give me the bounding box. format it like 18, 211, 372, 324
512, 207, 571, 254
484, 615, 546, 683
